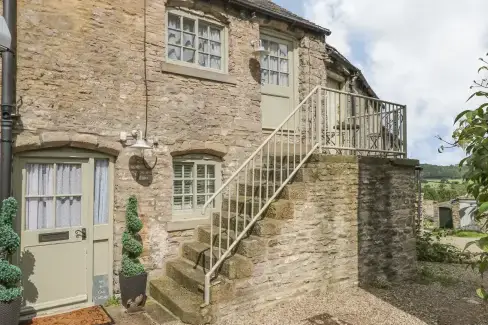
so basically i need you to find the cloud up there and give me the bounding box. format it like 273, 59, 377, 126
304, 0, 488, 164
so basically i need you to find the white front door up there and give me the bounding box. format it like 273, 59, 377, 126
260, 33, 296, 131
17, 158, 92, 313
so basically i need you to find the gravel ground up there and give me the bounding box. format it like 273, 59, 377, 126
110, 262, 488, 325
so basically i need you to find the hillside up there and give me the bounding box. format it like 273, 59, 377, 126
420, 164, 467, 180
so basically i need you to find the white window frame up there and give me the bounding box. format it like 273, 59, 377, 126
165, 9, 229, 74
172, 154, 222, 220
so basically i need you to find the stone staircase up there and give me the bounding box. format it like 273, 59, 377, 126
150, 157, 305, 324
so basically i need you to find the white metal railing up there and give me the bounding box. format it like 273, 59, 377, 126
200, 86, 406, 305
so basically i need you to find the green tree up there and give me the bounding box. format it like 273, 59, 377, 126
121, 196, 145, 277
0, 198, 22, 302
450, 53, 488, 300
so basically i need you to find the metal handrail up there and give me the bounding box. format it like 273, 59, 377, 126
201, 85, 320, 214
199, 85, 407, 306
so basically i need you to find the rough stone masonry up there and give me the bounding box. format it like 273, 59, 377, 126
218, 155, 418, 318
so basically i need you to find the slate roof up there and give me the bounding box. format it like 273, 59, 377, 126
230, 0, 331, 35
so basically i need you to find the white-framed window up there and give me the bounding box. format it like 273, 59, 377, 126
172, 154, 221, 218
166, 9, 227, 72
260, 38, 290, 87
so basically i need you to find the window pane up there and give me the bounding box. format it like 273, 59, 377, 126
174, 164, 183, 178
26, 198, 54, 230
199, 53, 209, 67
280, 59, 288, 73
183, 49, 195, 63
269, 42, 279, 56
197, 165, 205, 178
261, 70, 268, 85
94, 159, 109, 225
269, 57, 278, 71
168, 29, 181, 45
57, 164, 82, 195
198, 39, 208, 52
280, 73, 289, 87
56, 196, 81, 228
197, 195, 206, 208
184, 180, 193, 194
279, 44, 288, 57
262, 40, 268, 51
173, 196, 183, 210
168, 45, 181, 61
210, 27, 221, 41
183, 18, 195, 33
209, 41, 220, 56
183, 164, 193, 178
270, 71, 278, 85
26, 163, 54, 196
197, 180, 205, 194
168, 14, 181, 29
183, 33, 195, 48
261, 55, 268, 69
210, 56, 221, 70
174, 181, 183, 195
207, 180, 215, 193
183, 196, 193, 209
207, 165, 215, 178
198, 24, 208, 38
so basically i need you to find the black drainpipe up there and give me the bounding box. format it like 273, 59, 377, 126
0, 0, 17, 202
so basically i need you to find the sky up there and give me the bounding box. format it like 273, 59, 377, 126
274, 0, 488, 165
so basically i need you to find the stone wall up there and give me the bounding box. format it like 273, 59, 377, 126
6, 0, 328, 289
218, 155, 418, 317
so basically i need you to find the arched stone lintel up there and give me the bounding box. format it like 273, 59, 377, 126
14, 132, 122, 156
171, 141, 228, 158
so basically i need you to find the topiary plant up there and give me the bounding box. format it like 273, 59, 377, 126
0, 197, 22, 302
121, 196, 145, 277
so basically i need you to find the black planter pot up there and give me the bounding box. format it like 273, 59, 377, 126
0, 297, 21, 325
119, 272, 147, 313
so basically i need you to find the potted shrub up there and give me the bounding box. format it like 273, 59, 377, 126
119, 195, 147, 312
0, 198, 22, 325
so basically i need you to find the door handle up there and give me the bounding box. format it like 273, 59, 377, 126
75, 228, 87, 240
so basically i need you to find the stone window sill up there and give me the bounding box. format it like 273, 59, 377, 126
167, 217, 210, 232
161, 62, 237, 85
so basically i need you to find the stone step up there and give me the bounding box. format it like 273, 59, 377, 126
166, 258, 234, 303
249, 168, 302, 182
181, 241, 253, 280
222, 197, 294, 220
238, 182, 282, 199
150, 276, 213, 325
212, 212, 283, 236
195, 225, 265, 259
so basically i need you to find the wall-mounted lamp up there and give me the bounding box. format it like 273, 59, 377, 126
130, 130, 152, 150
251, 40, 270, 58
120, 130, 157, 169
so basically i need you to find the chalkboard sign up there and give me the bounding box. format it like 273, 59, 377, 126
92, 274, 110, 305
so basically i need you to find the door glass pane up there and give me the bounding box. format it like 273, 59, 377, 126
94, 159, 109, 225
57, 164, 82, 195
25, 164, 54, 230
56, 196, 81, 227
26, 164, 54, 196
26, 198, 54, 230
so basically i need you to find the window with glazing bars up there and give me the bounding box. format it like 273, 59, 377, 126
172, 160, 219, 215
167, 12, 224, 71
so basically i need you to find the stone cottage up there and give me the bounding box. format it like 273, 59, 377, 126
4, 0, 417, 323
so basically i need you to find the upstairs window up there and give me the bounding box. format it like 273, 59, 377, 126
167, 10, 226, 72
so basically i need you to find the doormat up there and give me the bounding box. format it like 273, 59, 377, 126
20, 305, 114, 325
306, 312, 353, 325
